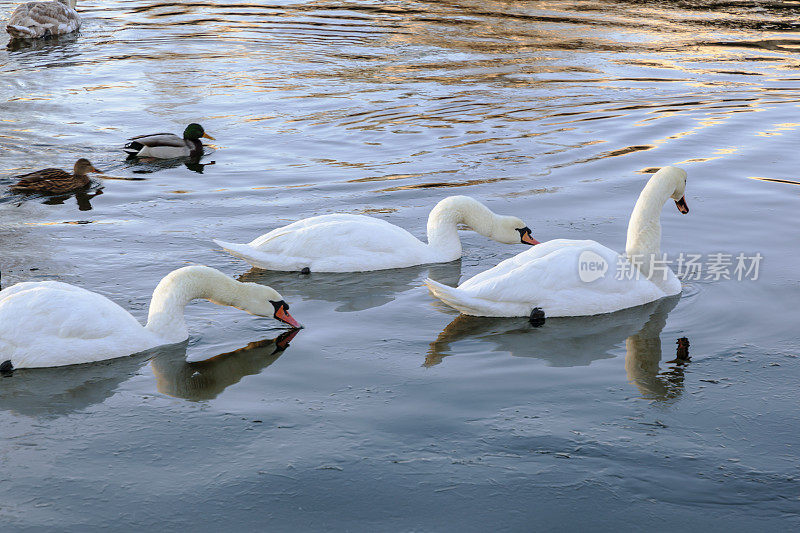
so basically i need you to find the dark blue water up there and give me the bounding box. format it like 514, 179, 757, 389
1, 1, 799, 530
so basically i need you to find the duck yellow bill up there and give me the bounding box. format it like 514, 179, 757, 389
275, 306, 302, 328
202, 132, 215, 140
675, 196, 689, 214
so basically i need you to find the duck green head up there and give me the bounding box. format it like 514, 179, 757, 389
183, 123, 214, 141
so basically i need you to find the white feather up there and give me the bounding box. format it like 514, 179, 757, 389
425, 167, 689, 317
0, 266, 288, 368
214, 196, 534, 272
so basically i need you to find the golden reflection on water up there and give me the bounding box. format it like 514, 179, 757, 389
15, 0, 792, 193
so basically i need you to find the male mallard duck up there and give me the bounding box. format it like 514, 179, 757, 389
123, 123, 214, 159
5, 0, 81, 40
10, 158, 101, 194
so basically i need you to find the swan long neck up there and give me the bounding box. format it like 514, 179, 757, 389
145, 266, 246, 343
426, 196, 497, 260
624, 174, 676, 272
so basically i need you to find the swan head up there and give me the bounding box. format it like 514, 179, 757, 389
658, 166, 689, 214
208, 281, 303, 328
494, 215, 540, 246
230, 282, 302, 328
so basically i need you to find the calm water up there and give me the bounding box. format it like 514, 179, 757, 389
1, 1, 799, 530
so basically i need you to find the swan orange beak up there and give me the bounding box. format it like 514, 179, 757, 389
675, 196, 689, 214
518, 226, 540, 245
202, 132, 215, 140
274, 303, 302, 328
521, 232, 540, 245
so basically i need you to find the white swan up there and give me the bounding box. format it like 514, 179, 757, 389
426, 166, 689, 317
214, 196, 539, 272
0, 266, 301, 369
5, 0, 81, 40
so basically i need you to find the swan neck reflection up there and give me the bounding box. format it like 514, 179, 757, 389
150, 329, 299, 401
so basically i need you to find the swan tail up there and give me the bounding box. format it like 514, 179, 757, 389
425, 278, 519, 317
213, 239, 273, 269
214, 239, 252, 258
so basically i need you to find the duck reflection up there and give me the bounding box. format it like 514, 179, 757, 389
124, 154, 215, 175
238, 260, 462, 312
427, 295, 689, 400
41, 188, 104, 211
0, 351, 151, 418
150, 329, 299, 401
1, 186, 104, 211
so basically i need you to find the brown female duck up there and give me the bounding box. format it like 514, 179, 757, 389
10, 158, 101, 194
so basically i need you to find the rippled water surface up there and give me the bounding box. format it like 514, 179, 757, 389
2, 1, 800, 530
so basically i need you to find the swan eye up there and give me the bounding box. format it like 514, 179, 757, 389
270, 300, 287, 312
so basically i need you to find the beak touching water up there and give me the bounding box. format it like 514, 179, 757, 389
274, 328, 300, 351
202, 132, 215, 140
272, 300, 302, 328
675, 196, 689, 214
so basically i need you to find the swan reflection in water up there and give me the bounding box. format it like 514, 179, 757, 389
0, 330, 299, 415
150, 329, 299, 401
427, 295, 690, 400
239, 260, 462, 312
6, 31, 80, 52
0, 351, 152, 418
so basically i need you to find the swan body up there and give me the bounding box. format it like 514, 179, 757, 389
0, 266, 300, 369
123, 123, 214, 159
5, 0, 80, 40
426, 166, 689, 317
214, 196, 539, 272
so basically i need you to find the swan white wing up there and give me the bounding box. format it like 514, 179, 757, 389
6, 1, 80, 39
428, 239, 673, 317
217, 214, 434, 272
0, 282, 158, 368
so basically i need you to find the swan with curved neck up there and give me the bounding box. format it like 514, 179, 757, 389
214, 195, 539, 273
426, 166, 690, 317
0, 266, 300, 369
